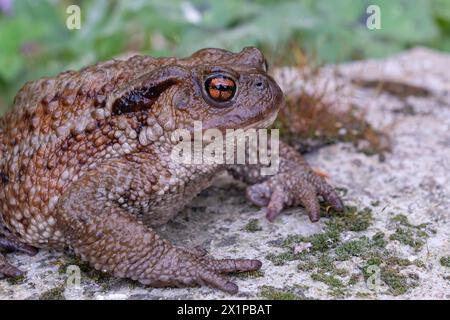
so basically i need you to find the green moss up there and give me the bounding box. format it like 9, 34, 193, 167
361, 256, 381, 276
267, 221, 342, 265
440, 256, 450, 268
391, 214, 430, 229
381, 267, 418, 296
282, 228, 341, 253
388, 215, 432, 251
355, 292, 372, 298
58, 255, 111, 283
370, 200, 381, 207
282, 234, 304, 247
234, 269, 265, 279
335, 236, 372, 260
311, 272, 344, 288
244, 218, 262, 232
266, 251, 299, 266
6, 274, 25, 285
297, 260, 317, 272
265, 204, 430, 297
311, 272, 346, 297
361, 252, 424, 295
413, 260, 426, 268
372, 232, 387, 248
273, 205, 373, 267
366, 254, 383, 267
389, 228, 425, 250
348, 274, 360, 286
324, 206, 373, 232
270, 205, 377, 295
58, 256, 89, 274
391, 214, 411, 226
309, 228, 341, 252
385, 256, 413, 267
259, 285, 305, 300
316, 254, 337, 272
39, 286, 66, 300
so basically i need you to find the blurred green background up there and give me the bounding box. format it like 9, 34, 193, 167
1, 0, 450, 114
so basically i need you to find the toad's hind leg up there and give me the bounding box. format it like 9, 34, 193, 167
55, 161, 261, 294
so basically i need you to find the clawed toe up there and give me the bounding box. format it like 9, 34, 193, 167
306, 173, 344, 212
246, 168, 344, 223
201, 257, 262, 293
182, 245, 208, 257
246, 185, 271, 207
200, 270, 239, 294
144, 247, 262, 294
209, 258, 262, 273
329, 196, 344, 211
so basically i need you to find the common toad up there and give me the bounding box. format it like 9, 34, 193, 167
0, 47, 342, 293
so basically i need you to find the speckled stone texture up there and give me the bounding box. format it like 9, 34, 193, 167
1, 47, 449, 299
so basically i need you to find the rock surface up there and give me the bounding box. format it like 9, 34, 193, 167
1, 47, 449, 300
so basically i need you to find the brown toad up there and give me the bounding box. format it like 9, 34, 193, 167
0, 47, 342, 293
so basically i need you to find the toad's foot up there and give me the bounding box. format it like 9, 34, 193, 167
140, 247, 262, 294
246, 169, 343, 222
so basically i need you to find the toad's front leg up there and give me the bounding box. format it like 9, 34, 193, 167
228, 141, 343, 222
55, 161, 261, 294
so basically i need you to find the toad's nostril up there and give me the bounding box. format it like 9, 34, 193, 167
255, 81, 264, 89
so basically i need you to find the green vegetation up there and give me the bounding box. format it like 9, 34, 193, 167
6, 274, 25, 285
440, 256, 450, 268
234, 269, 265, 279
267, 205, 374, 266
389, 228, 425, 250
380, 267, 419, 296
2, 0, 450, 113
266, 251, 300, 266
311, 272, 345, 297
244, 218, 262, 232
38, 285, 66, 300
259, 285, 306, 300
388, 214, 434, 251
335, 236, 373, 260
264, 204, 428, 297
324, 206, 373, 232
58, 255, 111, 283
372, 232, 387, 248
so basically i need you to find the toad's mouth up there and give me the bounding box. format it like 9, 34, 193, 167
243, 107, 280, 130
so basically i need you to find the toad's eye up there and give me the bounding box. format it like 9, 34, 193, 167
205, 75, 236, 102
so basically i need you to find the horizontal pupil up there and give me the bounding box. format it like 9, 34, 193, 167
205, 75, 235, 103
213, 83, 232, 91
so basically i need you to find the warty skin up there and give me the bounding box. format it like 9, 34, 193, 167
0, 47, 343, 293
